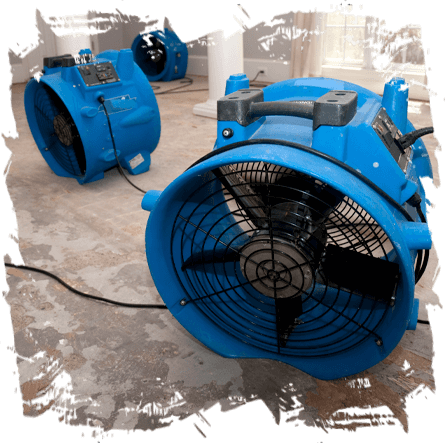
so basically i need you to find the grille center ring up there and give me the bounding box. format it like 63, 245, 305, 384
240, 233, 313, 299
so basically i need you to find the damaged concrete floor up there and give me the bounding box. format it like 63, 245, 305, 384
3, 75, 439, 435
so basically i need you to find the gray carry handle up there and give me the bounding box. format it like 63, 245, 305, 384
217, 88, 358, 130
249, 101, 315, 120
249, 91, 358, 130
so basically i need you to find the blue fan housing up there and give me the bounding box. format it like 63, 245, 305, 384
142, 75, 432, 380
131, 28, 188, 82
24, 48, 161, 184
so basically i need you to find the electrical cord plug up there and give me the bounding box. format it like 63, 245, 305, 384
396, 127, 434, 151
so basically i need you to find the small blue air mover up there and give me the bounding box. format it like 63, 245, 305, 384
142, 74, 433, 380
131, 28, 188, 82
24, 48, 161, 184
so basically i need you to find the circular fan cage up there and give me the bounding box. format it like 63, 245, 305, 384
33, 83, 86, 176
134, 35, 167, 78
171, 160, 399, 359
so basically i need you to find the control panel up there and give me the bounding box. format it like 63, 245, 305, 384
78, 62, 120, 87
372, 108, 411, 173
42, 54, 93, 73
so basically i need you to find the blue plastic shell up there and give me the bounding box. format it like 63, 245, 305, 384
143, 76, 432, 380
131, 28, 188, 82
24, 48, 161, 184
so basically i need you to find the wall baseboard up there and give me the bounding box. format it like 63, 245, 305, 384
243, 58, 291, 84
187, 56, 429, 101
321, 66, 429, 101
186, 55, 291, 84
11, 63, 30, 84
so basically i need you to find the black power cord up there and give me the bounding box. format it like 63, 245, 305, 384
249, 70, 270, 88
5, 85, 431, 324
96, 72, 275, 194
4, 96, 167, 310
4, 259, 430, 324
151, 71, 272, 96
187, 138, 430, 284
407, 192, 430, 283
87, 113, 430, 321
397, 127, 434, 151
99, 96, 147, 194
188, 138, 415, 220
153, 76, 205, 95
5, 263, 167, 309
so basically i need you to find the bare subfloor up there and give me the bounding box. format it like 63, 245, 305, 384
4, 75, 439, 434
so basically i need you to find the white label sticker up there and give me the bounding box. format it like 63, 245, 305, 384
129, 153, 144, 169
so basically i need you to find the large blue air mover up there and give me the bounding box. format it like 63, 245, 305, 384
131, 28, 188, 82
24, 48, 161, 184
142, 74, 433, 380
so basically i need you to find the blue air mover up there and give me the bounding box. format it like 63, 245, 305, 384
142, 74, 433, 380
131, 28, 188, 82
24, 48, 161, 184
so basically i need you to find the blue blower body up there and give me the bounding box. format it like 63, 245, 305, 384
24, 48, 161, 184
142, 74, 432, 380
131, 28, 188, 82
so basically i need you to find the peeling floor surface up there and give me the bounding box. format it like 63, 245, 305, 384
3, 76, 439, 435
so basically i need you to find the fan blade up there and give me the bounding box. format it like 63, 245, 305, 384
276, 296, 303, 347
35, 85, 85, 177
212, 167, 269, 230
321, 244, 399, 303
181, 247, 240, 270
155, 51, 167, 74
72, 132, 86, 175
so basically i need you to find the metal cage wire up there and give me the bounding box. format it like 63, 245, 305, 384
170, 161, 395, 358
34, 84, 86, 176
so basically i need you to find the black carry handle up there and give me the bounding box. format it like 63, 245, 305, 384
249, 101, 315, 120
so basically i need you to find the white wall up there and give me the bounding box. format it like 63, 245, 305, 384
10, 11, 292, 82
9, 13, 97, 84
9, 11, 429, 102
186, 11, 294, 84
91, 13, 164, 54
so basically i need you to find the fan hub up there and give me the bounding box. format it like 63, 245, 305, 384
149, 50, 162, 63
267, 269, 280, 281
240, 233, 313, 299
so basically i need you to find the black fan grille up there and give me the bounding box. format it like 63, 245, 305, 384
34, 84, 86, 176
136, 35, 167, 77
171, 162, 398, 358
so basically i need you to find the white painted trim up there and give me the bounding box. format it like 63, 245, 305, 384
187, 55, 291, 84
321, 66, 429, 101
187, 55, 430, 101
193, 30, 243, 119
243, 58, 291, 84
193, 99, 217, 119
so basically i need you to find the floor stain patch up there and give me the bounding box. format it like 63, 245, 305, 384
305, 373, 408, 431
5, 79, 438, 433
